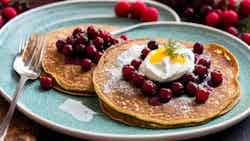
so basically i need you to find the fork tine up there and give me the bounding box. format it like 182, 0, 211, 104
34, 33, 47, 72
18, 33, 30, 55
24, 34, 38, 66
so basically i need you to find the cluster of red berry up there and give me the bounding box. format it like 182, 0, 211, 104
157, 0, 250, 46
56, 26, 127, 71
122, 40, 223, 106
0, 0, 29, 28
114, 1, 159, 22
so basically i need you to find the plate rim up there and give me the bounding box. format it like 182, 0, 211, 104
1, 19, 250, 140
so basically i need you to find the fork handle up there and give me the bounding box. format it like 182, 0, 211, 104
0, 76, 28, 141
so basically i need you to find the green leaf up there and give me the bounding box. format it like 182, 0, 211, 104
238, 16, 250, 33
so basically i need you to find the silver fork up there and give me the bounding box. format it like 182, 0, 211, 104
0, 33, 47, 141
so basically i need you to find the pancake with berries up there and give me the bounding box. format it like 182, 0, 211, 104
93, 38, 240, 128
42, 24, 124, 96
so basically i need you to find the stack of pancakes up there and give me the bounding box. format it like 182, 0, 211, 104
42, 24, 241, 128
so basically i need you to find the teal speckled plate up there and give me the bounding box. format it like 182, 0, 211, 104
0, 1, 249, 141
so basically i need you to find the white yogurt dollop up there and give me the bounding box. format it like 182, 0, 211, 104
139, 43, 195, 82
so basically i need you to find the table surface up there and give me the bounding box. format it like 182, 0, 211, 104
1, 0, 249, 141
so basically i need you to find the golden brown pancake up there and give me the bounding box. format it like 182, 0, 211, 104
42, 24, 120, 96
93, 38, 240, 128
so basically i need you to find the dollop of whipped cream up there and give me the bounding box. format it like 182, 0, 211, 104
139, 41, 195, 82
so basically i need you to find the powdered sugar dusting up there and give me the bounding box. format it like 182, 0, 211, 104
167, 96, 192, 113
103, 67, 141, 96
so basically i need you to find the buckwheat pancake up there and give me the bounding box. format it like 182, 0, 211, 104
42, 24, 120, 96
93, 38, 240, 128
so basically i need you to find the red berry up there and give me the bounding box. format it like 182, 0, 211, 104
2, 7, 17, 20
147, 40, 159, 50
66, 36, 76, 45
130, 1, 148, 19
194, 65, 208, 76
226, 26, 238, 36
182, 73, 198, 84
86, 45, 97, 57
0, 0, 9, 6
142, 80, 156, 97
194, 53, 200, 63
94, 51, 103, 63
210, 70, 223, 86
63, 44, 74, 56
148, 96, 161, 106
120, 34, 128, 41
186, 81, 197, 97
193, 42, 204, 54
205, 12, 220, 27
131, 59, 142, 70
184, 7, 194, 17
72, 27, 83, 36
214, 9, 223, 16
159, 88, 173, 102
141, 47, 151, 59
132, 72, 145, 88
241, 33, 250, 45
77, 33, 88, 44
198, 57, 211, 68
114, 1, 131, 17
171, 82, 184, 96
221, 10, 238, 27
228, 0, 237, 10
240, 0, 250, 17
0, 16, 4, 28
75, 44, 86, 54
93, 36, 104, 48
56, 40, 66, 52
195, 87, 209, 103
81, 58, 92, 70
200, 5, 213, 15
87, 25, 98, 39
40, 77, 53, 90
141, 7, 159, 22
122, 65, 135, 80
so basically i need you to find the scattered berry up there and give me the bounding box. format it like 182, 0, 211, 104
147, 40, 159, 50
198, 57, 211, 68
114, 1, 131, 17
72, 27, 83, 36
87, 25, 99, 39
141, 47, 151, 59
194, 65, 208, 76
0, 0, 9, 6
193, 42, 204, 54
132, 72, 145, 88
142, 80, 156, 97
130, 1, 148, 19
184, 7, 194, 17
221, 10, 238, 27
205, 12, 220, 26
131, 59, 142, 70
182, 73, 198, 84
75, 44, 86, 54
63, 44, 74, 56
56, 40, 66, 52
77, 33, 88, 44
148, 96, 161, 106
171, 82, 184, 96
86, 45, 97, 57
81, 58, 92, 71
40, 77, 53, 90
93, 36, 104, 48
122, 65, 135, 80
120, 34, 128, 41
141, 7, 159, 22
200, 5, 213, 15
0, 16, 4, 28
240, 0, 250, 17
226, 26, 238, 36
2, 7, 17, 20
159, 88, 173, 102
94, 51, 103, 63
210, 70, 223, 86
241, 33, 250, 45
196, 87, 209, 103
186, 81, 197, 97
